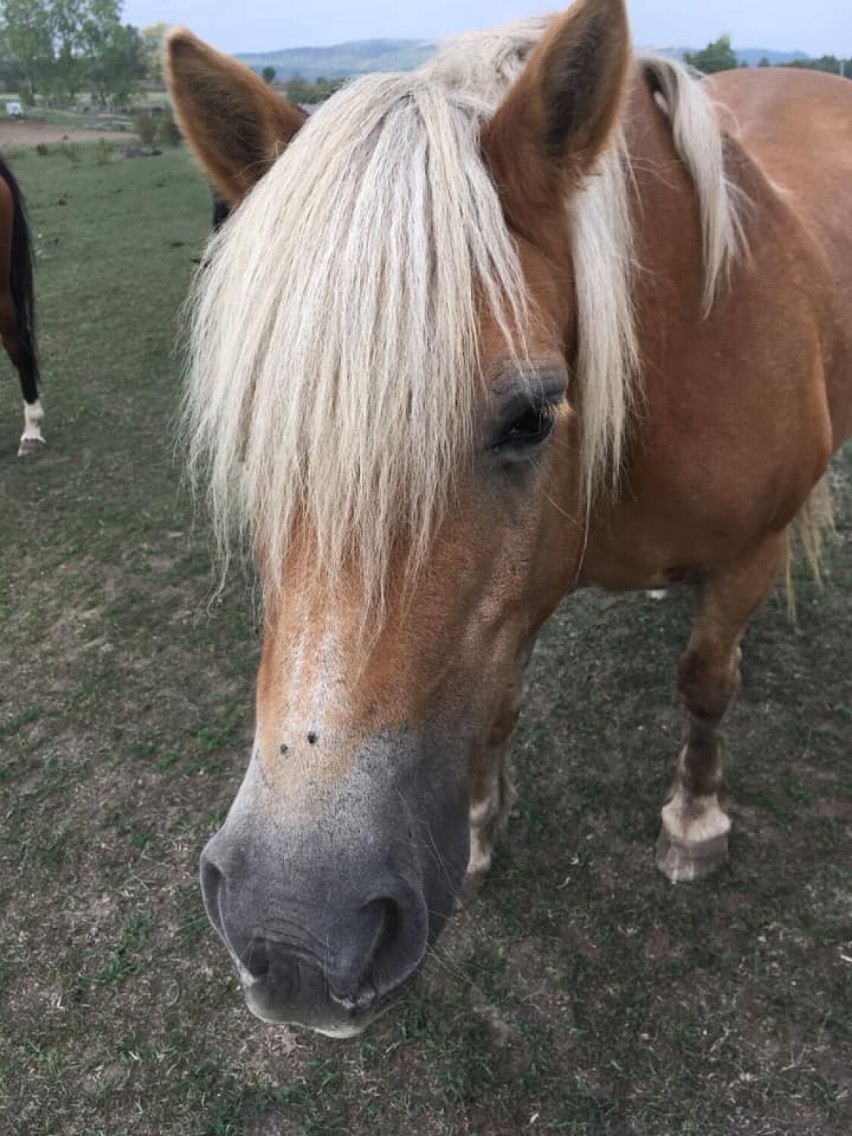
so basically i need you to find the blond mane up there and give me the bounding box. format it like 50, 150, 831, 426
184, 18, 742, 603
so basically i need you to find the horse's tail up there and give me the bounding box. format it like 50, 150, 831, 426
0, 154, 39, 402
783, 474, 836, 619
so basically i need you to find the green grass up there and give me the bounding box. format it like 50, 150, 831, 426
0, 142, 850, 1135
93, 911, 153, 986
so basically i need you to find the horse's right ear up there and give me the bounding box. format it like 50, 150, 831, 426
165, 28, 306, 206
481, 0, 630, 232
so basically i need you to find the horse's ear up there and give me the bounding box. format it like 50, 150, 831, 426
481, 0, 630, 225
165, 28, 306, 206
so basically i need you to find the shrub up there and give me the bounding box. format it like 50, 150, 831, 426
157, 111, 182, 147
132, 112, 157, 145
59, 141, 80, 164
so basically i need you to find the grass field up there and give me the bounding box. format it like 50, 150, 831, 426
0, 144, 850, 1136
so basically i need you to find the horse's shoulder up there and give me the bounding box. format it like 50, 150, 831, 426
0, 170, 12, 222
0, 169, 13, 279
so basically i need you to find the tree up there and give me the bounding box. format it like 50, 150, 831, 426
140, 21, 167, 83
789, 54, 851, 78
0, 0, 54, 100
282, 73, 344, 105
0, 47, 25, 90
748, 53, 852, 79
85, 20, 145, 105
78, 2, 144, 105
0, 0, 144, 104
49, 0, 91, 101
683, 35, 738, 75
261, 64, 275, 84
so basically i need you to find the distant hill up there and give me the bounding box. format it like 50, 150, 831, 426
735, 48, 810, 66
666, 46, 810, 67
236, 39, 436, 82
236, 38, 812, 83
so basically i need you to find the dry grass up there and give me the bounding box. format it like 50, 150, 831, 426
0, 145, 849, 1136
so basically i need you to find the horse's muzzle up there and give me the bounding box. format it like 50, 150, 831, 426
200, 843, 432, 1034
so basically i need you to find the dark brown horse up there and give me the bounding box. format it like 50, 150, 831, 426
0, 154, 42, 456
166, 0, 851, 1037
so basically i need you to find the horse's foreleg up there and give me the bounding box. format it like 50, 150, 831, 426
465, 739, 516, 895
0, 291, 43, 456
463, 671, 527, 894
656, 533, 785, 882
13, 343, 44, 456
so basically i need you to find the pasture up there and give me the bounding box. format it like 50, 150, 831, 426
0, 142, 850, 1135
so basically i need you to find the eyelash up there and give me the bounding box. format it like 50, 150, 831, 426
492, 401, 556, 454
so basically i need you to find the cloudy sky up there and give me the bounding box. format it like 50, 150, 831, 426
123, 0, 851, 57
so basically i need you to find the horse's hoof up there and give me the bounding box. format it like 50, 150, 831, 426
655, 828, 729, 883
460, 844, 492, 903
17, 437, 46, 458
460, 857, 492, 904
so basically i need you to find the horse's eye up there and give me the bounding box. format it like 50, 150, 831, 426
492, 401, 555, 454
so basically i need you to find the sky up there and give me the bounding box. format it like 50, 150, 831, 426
122, 1, 852, 58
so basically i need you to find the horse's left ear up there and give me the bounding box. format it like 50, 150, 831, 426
481, 0, 630, 226
165, 28, 306, 206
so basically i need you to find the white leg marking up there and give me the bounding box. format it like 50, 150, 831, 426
660, 787, 731, 847
18, 399, 46, 455
657, 782, 731, 884
465, 754, 515, 887
467, 797, 497, 880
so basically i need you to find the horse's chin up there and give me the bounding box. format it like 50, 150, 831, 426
243, 981, 400, 1038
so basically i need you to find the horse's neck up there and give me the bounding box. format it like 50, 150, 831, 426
621, 73, 711, 325
577, 72, 831, 589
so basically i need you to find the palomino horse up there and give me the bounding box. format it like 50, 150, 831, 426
0, 155, 43, 456
166, 0, 852, 1036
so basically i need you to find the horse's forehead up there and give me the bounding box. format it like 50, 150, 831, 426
478, 234, 574, 364
254, 483, 536, 721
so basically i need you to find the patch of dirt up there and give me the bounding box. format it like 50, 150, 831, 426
0, 119, 130, 147
0, 151, 848, 1133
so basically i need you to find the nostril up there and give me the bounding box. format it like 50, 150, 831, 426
200, 856, 222, 897
199, 855, 225, 935
327, 896, 408, 1006
362, 897, 400, 980
243, 936, 271, 980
